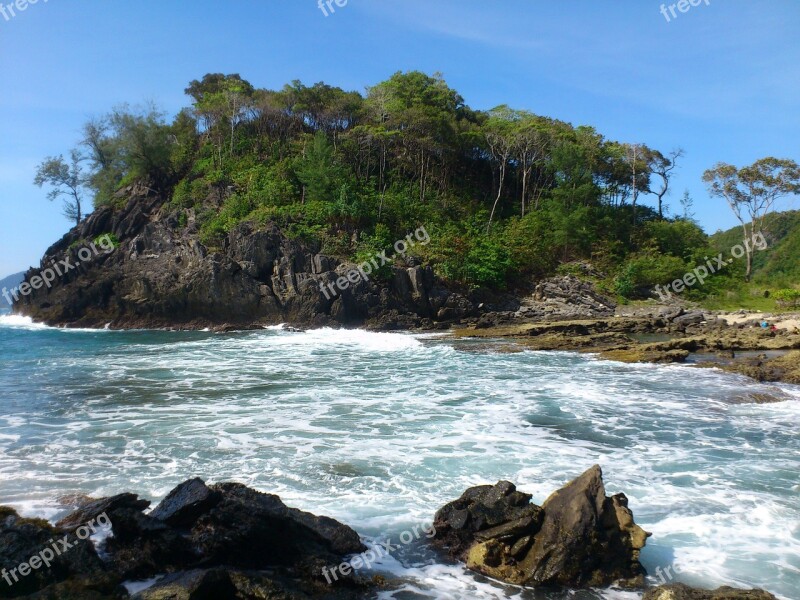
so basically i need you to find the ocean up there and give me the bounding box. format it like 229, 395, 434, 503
0, 314, 798, 599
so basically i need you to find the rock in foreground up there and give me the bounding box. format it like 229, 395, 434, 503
1, 479, 371, 599
643, 583, 778, 600
432, 465, 650, 588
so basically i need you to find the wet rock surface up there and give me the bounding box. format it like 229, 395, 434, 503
643, 583, 778, 600
454, 309, 800, 385
1, 479, 372, 599
432, 465, 650, 588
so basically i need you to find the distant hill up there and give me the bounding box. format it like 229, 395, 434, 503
0, 271, 25, 308
710, 210, 800, 286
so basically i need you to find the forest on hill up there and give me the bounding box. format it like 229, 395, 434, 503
34, 71, 799, 307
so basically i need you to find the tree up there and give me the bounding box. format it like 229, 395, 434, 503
484, 106, 517, 232
513, 113, 552, 216
34, 150, 87, 226
295, 131, 343, 203
704, 157, 800, 280
648, 148, 684, 219
185, 73, 255, 160
623, 143, 652, 226
679, 189, 696, 222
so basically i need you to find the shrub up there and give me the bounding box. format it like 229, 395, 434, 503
774, 288, 800, 309
614, 252, 689, 299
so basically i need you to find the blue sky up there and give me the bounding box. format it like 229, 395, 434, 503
1, 0, 798, 276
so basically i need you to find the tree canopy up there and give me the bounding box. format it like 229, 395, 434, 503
38, 71, 798, 301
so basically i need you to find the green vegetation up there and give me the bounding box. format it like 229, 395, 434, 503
94, 233, 121, 249
774, 289, 800, 309
39, 72, 799, 303
704, 159, 800, 281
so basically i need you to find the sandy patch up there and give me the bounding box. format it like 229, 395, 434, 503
720, 312, 800, 331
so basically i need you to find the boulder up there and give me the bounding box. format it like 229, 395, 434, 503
431, 481, 542, 560
131, 567, 376, 600
148, 478, 221, 528
131, 569, 237, 600
432, 466, 650, 589
643, 583, 778, 600
189, 482, 365, 569
3, 479, 373, 599
55, 493, 150, 530
518, 465, 649, 587
0, 506, 118, 598
671, 311, 706, 330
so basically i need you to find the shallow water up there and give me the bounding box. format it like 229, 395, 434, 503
0, 314, 798, 599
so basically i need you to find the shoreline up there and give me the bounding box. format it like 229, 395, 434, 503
6, 307, 800, 387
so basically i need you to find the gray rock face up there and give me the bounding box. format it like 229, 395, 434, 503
516, 275, 616, 320
14, 189, 474, 330
148, 478, 221, 528
519, 465, 649, 587
432, 466, 650, 589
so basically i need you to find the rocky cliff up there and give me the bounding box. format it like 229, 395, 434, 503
14, 187, 485, 330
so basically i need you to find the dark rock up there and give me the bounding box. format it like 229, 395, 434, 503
56, 493, 150, 530
0, 506, 114, 598
103, 509, 196, 579
13, 191, 473, 330
132, 566, 375, 600
130, 569, 237, 600
672, 311, 706, 330
515, 466, 649, 587
642, 583, 778, 600
3, 479, 377, 599
431, 481, 541, 560
190, 483, 365, 570
433, 466, 650, 589
149, 478, 221, 528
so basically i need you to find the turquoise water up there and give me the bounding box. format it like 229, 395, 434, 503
0, 314, 798, 599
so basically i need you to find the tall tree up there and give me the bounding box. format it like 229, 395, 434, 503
185, 73, 255, 161
513, 113, 552, 216
484, 105, 517, 232
623, 143, 652, 226
34, 150, 87, 226
703, 157, 800, 280
648, 148, 684, 219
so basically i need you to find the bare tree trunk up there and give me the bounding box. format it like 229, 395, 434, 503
487, 161, 506, 233
742, 220, 753, 282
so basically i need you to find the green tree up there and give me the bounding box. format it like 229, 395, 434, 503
704, 157, 800, 280
185, 73, 255, 160
295, 131, 343, 203
647, 148, 684, 219
34, 150, 87, 226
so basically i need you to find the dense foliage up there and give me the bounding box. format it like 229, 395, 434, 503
41, 71, 796, 300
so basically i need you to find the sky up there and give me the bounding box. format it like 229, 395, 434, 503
0, 0, 798, 276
